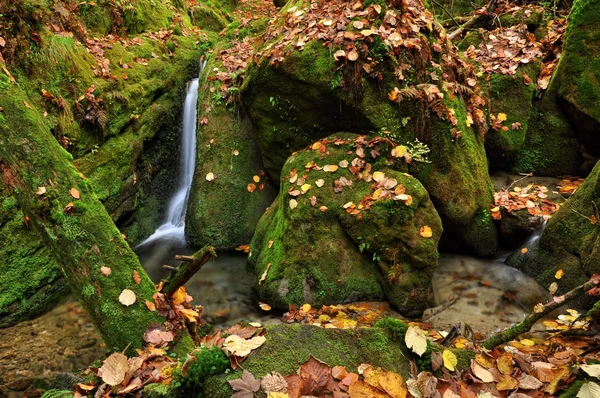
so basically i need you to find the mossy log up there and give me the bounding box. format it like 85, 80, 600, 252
483, 276, 600, 350
0, 74, 164, 353
163, 246, 216, 296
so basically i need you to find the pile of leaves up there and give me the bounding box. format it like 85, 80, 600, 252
199, 322, 267, 369
491, 183, 559, 221
557, 176, 585, 196
228, 356, 409, 398
460, 1, 566, 93
282, 302, 398, 329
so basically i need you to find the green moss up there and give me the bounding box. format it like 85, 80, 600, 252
202, 324, 412, 397
178, 347, 230, 388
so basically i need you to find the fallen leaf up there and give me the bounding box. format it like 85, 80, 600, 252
442, 350, 457, 371
581, 364, 600, 378
229, 370, 261, 398
555, 269, 564, 279
261, 372, 287, 393
289, 199, 298, 210
419, 225, 433, 238
133, 270, 141, 284
98, 353, 129, 386
171, 287, 187, 305
405, 326, 427, 356
145, 300, 156, 311
471, 360, 495, 382
223, 335, 266, 357
373, 171, 385, 182
206, 172, 215, 181
259, 302, 271, 311
577, 381, 600, 398
101, 266, 111, 276
253, 175, 260, 183
119, 289, 136, 306
348, 49, 359, 61
70, 188, 80, 199
248, 183, 256, 193
37, 186, 46, 195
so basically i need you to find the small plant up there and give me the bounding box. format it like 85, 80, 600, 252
406, 139, 431, 164
177, 346, 230, 388
269, 96, 278, 107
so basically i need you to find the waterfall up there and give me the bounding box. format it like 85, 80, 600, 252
137, 61, 206, 248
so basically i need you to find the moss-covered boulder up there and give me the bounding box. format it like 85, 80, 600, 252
507, 161, 600, 304
201, 323, 412, 397
241, 0, 497, 256
482, 62, 540, 170
249, 134, 442, 316
185, 45, 277, 250
550, 0, 600, 160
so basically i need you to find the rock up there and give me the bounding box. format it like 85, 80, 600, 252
241, 0, 498, 256
201, 323, 412, 397
249, 134, 442, 316
498, 208, 544, 249
550, 0, 600, 160
185, 44, 277, 249
507, 161, 600, 305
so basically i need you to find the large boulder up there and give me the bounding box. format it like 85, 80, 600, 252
185, 43, 278, 250
507, 161, 600, 303
249, 134, 442, 316
550, 0, 600, 160
241, 0, 498, 256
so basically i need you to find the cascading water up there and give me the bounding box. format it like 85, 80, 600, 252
137, 61, 206, 248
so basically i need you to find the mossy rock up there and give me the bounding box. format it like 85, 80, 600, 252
190, 3, 229, 31
185, 46, 277, 250
249, 133, 442, 316
201, 323, 412, 397
507, 160, 600, 307
241, 4, 498, 256
430, 0, 485, 20
482, 62, 540, 170
550, 0, 600, 159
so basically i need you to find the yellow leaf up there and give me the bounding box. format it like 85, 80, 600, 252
179, 308, 199, 322
533, 303, 544, 313
497, 113, 507, 121
323, 164, 339, 172
378, 370, 406, 398
520, 338, 535, 346
555, 269, 564, 279
205, 172, 215, 181
171, 286, 187, 305
442, 349, 457, 371
420, 225, 433, 238
267, 393, 290, 398
372, 188, 383, 200
301, 183, 311, 192
392, 145, 407, 158
253, 175, 260, 183
259, 302, 271, 311
373, 171, 385, 182
302, 303, 312, 312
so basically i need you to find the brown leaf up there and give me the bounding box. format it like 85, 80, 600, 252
98, 352, 129, 386
145, 300, 156, 311
228, 370, 261, 397
300, 356, 333, 396
70, 187, 80, 199
133, 270, 141, 284
225, 324, 259, 339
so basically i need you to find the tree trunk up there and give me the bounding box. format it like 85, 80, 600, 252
0, 74, 164, 354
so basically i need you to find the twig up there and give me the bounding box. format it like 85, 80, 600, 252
163, 245, 216, 296
483, 276, 600, 350
423, 295, 459, 320
448, 0, 494, 41
163, 265, 178, 271
505, 172, 533, 191
430, 0, 460, 28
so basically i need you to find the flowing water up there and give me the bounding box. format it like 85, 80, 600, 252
137, 62, 206, 249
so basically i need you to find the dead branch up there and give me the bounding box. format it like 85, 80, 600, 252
163, 245, 216, 296
483, 276, 600, 350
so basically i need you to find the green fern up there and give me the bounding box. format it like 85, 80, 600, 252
41, 390, 74, 398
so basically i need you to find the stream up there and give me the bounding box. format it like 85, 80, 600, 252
0, 75, 559, 396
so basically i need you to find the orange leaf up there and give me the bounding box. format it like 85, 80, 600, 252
419, 225, 432, 238
133, 270, 141, 284
70, 187, 80, 199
